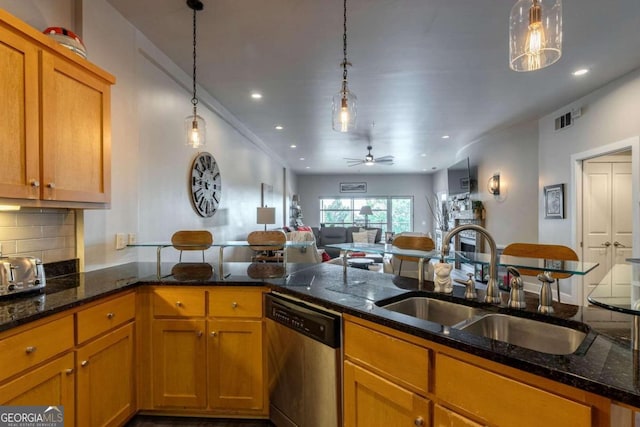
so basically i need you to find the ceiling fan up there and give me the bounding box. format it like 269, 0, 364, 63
344, 145, 394, 167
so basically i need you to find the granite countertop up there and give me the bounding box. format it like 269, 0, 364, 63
0, 261, 638, 407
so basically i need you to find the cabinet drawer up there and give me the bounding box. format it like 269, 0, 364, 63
209, 287, 263, 318
435, 353, 592, 427
77, 292, 135, 344
153, 287, 205, 318
0, 315, 74, 380
344, 321, 429, 394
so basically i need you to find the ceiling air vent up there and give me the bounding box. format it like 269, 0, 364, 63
554, 108, 582, 131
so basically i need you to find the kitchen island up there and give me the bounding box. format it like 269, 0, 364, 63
0, 261, 637, 426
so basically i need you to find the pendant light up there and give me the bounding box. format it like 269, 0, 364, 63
185, 0, 206, 147
509, 0, 562, 72
331, 0, 357, 132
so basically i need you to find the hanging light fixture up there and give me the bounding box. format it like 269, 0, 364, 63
509, 0, 562, 72
331, 0, 357, 132
185, 0, 206, 147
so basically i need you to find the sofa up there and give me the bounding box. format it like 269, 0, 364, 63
311, 226, 382, 258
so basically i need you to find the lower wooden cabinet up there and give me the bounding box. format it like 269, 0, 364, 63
208, 319, 264, 410
146, 286, 267, 416
76, 322, 135, 427
0, 352, 75, 426
343, 360, 430, 427
151, 319, 207, 409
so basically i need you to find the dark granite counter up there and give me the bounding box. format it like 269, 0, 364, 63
0, 261, 638, 407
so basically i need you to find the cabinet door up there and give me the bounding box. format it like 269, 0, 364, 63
40, 51, 111, 203
343, 360, 430, 427
208, 319, 265, 411
0, 25, 39, 199
76, 323, 135, 427
0, 352, 74, 426
152, 319, 207, 409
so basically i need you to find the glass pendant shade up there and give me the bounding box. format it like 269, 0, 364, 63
332, 87, 357, 133
509, 0, 562, 72
185, 113, 206, 148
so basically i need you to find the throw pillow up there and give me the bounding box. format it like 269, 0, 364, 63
366, 229, 377, 243
352, 231, 369, 243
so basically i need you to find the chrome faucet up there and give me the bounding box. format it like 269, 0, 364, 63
506, 266, 526, 309
442, 224, 501, 304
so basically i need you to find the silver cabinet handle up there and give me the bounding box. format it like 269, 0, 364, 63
196, 330, 203, 337
30, 179, 40, 188
614, 241, 627, 248
25, 346, 36, 354
106, 312, 115, 319
210, 331, 217, 337
81, 360, 89, 367
176, 301, 182, 307
231, 302, 238, 309
414, 417, 424, 426
65, 368, 74, 375
47, 182, 56, 189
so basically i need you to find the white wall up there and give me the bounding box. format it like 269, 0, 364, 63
539, 68, 640, 246
297, 174, 433, 234
0, 1, 293, 268
456, 121, 540, 247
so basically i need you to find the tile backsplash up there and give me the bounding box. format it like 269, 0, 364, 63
0, 208, 76, 263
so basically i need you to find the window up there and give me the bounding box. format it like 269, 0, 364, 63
319, 197, 413, 233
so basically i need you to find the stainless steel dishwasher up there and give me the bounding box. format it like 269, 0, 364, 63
265, 292, 341, 427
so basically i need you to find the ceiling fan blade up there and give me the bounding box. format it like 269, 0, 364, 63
375, 155, 394, 161
344, 157, 364, 161
347, 162, 363, 167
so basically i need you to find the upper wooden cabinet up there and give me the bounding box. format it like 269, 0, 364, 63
0, 10, 114, 207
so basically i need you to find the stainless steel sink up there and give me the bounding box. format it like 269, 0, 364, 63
459, 313, 588, 355
378, 297, 482, 326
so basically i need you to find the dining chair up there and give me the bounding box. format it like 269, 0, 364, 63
502, 242, 578, 303
392, 234, 436, 277
171, 230, 213, 262
247, 230, 287, 263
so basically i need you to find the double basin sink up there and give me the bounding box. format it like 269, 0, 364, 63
376, 295, 592, 355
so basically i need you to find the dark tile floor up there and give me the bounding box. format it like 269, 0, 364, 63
125, 415, 273, 427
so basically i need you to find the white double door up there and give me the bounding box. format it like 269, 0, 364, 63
582, 158, 632, 304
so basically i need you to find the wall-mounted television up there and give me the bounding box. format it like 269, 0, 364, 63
447, 157, 471, 197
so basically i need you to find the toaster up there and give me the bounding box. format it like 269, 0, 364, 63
0, 257, 46, 297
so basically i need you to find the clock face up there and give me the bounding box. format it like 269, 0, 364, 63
190, 152, 221, 217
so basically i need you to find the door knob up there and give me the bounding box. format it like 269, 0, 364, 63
602, 241, 611, 247
613, 241, 626, 248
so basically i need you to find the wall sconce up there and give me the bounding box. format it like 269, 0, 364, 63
488, 174, 501, 195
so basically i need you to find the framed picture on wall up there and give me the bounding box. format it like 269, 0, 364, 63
339, 182, 367, 193
544, 183, 564, 219
261, 183, 273, 207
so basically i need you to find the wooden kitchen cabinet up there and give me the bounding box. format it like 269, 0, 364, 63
76, 322, 135, 427
343, 360, 430, 427
0, 352, 75, 425
151, 318, 207, 409
146, 286, 267, 416
0, 9, 114, 206
433, 404, 482, 427
343, 319, 431, 427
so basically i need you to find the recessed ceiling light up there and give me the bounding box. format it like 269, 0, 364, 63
290, 144, 297, 148
572, 68, 589, 76
299, 157, 305, 161
275, 125, 284, 130
305, 166, 310, 169
441, 135, 450, 139
250, 92, 262, 100
421, 153, 427, 157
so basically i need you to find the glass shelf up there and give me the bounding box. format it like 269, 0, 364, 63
325, 243, 599, 275
587, 258, 640, 316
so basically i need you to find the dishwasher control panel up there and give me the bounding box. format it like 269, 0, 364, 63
265, 293, 341, 348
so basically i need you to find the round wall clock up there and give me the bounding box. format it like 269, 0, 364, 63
190, 152, 221, 217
